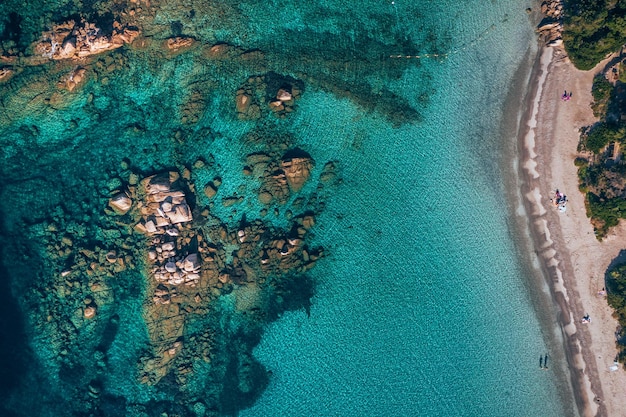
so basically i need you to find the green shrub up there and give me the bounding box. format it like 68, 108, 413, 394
606, 262, 626, 366
583, 122, 626, 153
591, 75, 613, 117
563, 0, 626, 70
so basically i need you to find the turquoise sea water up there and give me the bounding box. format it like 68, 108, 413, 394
0, 0, 575, 416
241, 2, 573, 417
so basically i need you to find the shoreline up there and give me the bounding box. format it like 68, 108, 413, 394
516, 44, 626, 417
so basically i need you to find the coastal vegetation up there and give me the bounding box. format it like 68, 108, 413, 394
564, 0, 626, 371
606, 262, 626, 364
576, 74, 626, 239
591, 74, 613, 117
562, 0, 626, 70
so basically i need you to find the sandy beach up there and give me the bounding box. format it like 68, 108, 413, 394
519, 45, 626, 417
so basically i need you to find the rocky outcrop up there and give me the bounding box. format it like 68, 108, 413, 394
33, 19, 140, 60
236, 86, 261, 120
165, 37, 194, 51
203, 182, 218, 199
137, 172, 192, 232
537, 0, 563, 47
25, 146, 338, 405
134, 172, 199, 384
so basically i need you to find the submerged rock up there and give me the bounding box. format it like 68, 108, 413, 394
63, 67, 87, 92
165, 37, 195, 51
281, 156, 313, 192
203, 182, 217, 199
84, 305, 97, 319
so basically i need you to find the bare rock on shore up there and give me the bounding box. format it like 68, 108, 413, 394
139, 172, 192, 230
541, 0, 563, 19
235, 86, 262, 120
205, 43, 238, 59
83, 305, 97, 319
236, 90, 252, 114
269, 86, 298, 116
537, 1, 563, 48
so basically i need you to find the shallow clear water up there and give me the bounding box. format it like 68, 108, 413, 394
239, 2, 572, 417
0, 0, 574, 416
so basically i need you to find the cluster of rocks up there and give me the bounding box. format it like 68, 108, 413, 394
132, 172, 200, 287
33, 19, 140, 60
27, 140, 337, 393
136, 172, 193, 232
150, 242, 201, 289
127, 172, 200, 383
18, 149, 336, 408
235, 74, 303, 120
245, 149, 314, 204
268, 86, 300, 116
537, 0, 563, 47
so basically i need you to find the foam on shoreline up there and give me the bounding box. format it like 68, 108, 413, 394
498, 42, 583, 417
516, 46, 600, 417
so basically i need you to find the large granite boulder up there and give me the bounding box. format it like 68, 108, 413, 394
109, 191, 132, 214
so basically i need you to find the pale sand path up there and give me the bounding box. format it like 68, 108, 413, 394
522, 46, 626, 416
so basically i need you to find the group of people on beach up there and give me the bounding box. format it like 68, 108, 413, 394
552, 189, 567, 212
561, 90, 573, 101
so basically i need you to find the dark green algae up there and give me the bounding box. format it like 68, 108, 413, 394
0, 1, 432, 415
